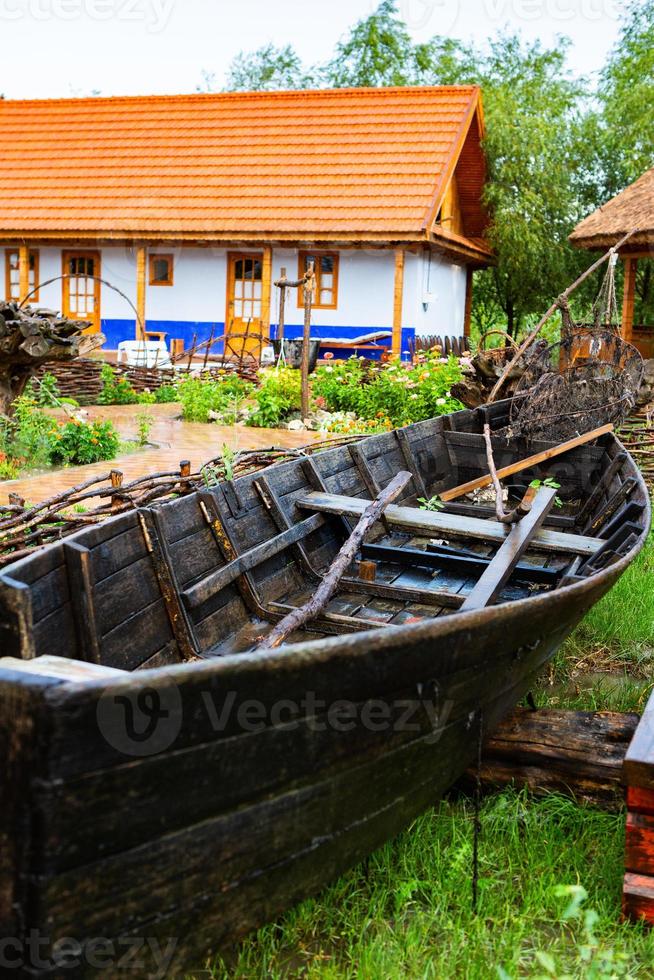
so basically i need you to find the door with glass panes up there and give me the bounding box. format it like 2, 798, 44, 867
62, 251, 101, 333
226, 252, 264, 356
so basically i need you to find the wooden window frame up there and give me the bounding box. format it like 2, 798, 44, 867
5, 248, 39, 302
297, 251, 339, 310
149, 254, 174, 287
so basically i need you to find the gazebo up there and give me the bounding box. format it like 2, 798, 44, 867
570, 168, 654, 359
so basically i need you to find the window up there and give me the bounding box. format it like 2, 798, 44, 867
149, 254, 174, 286
5, 249, 39, 302
297, 251, 339, 309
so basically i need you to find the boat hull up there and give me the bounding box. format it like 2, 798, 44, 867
0, 400, 650, 977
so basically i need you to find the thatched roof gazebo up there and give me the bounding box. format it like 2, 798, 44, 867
570, 168, 654, 359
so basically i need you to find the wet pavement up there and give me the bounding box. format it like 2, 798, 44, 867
1, 404, 321, 505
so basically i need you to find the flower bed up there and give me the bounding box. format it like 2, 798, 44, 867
174, 354, 466, 434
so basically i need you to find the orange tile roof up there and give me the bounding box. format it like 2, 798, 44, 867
0, 86, 489, 254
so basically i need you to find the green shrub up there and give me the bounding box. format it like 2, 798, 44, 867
178, 373, 252, 423
246, 368, 302, 428
35, 372, 62, 407
48, 418, 120, 465
135, 390, 157, 405
98, 364, 139, 405
154, 383, 179, 403
313, 353, 464, 427
8, 393, 53, 467
135, 411, 154, 447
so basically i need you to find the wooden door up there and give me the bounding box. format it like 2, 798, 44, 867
226, 252, 264, 357
62, 251, 101, 333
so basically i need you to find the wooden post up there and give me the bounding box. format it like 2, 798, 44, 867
136, 245, 147, 340
277, 267, 287, 342
18, 244, 30, 305
301, 262, 315, 420
261, 246, 273, 347
622, 256, 637, 344
463, 266, 474, 338
110, 470, 123, 512
392, 249, 405, 357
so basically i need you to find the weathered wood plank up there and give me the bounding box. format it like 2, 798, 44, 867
296, 492, 601, 556
460, 487, 557, 610
183, 514, 325, 610
63, 542, 102, 664
461, 706, 637, 808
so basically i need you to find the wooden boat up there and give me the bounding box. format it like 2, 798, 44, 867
0, 399, 649, 977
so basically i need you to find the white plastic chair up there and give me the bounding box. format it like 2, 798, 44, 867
116, 340, 173, 370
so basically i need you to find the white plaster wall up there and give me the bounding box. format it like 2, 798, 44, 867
403, 249, 468, 337
144, 247, 228, 323
271, 248, 395, 329
1, 244, 468, 335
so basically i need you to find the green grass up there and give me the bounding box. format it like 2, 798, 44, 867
193, 790, 654, 978
191, 523, 654, 979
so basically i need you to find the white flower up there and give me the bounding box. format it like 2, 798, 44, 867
410, 394, 418, 400
436, 398, 446, 406
324, 365, 333, 373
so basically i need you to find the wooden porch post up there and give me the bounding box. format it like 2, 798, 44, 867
18, 244, 30, 304
136, 245, 147, 340
261, 246, 273, 342
392, 249, 405, 357
463, 267, 474, 338
621, 256, 637, 344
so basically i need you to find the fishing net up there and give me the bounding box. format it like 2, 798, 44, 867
506, 258, 644, 443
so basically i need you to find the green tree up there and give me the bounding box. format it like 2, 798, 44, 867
325, 0, 431, 88
425, 34, 591, 337
223, 43, 314, 92
599, 0, 654, 193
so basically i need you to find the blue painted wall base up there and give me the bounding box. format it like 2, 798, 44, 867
101, 319, 415, 362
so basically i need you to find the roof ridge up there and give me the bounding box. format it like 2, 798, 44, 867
0, 84, 480, 109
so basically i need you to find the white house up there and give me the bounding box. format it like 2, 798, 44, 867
0, 86, 491, 359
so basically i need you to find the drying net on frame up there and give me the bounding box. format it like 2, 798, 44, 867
505, 258, 644, 444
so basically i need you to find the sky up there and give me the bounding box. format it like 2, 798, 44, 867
0, 0, 625, 100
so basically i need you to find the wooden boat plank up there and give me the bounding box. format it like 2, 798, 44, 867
460, 487, 557, 610
32, 646, 550, 875
93, 553, 162, 637
154, 493, 210, 545
183, 514, 326, 611
25, 563, 70, 624
88, 524, 149, 584
195, 595, 252, 650
0, 655, 126, 681
33, 712, 485, 941
1, 544, 65, 585
296, 492, 601, 556
166, 525, 227, 590
339, 576, 464, 610
39, 596, 574, 783
135, 641, 184, 671
98, 597, 174, 671
64, 542, 102, 665
32, 603, 78, 661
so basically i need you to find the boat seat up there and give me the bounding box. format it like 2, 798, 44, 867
295, 492, 602, 557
